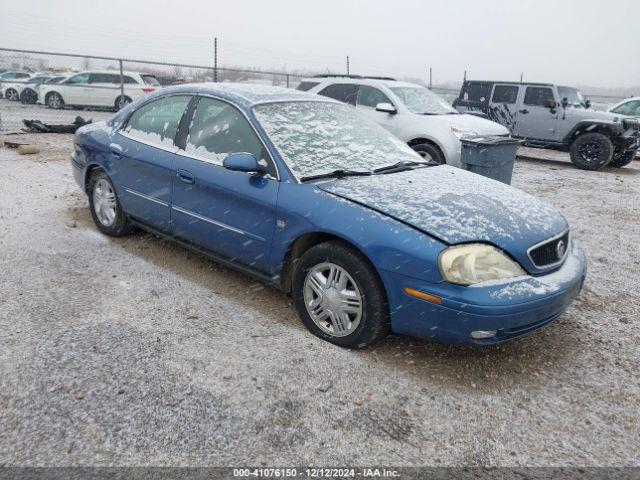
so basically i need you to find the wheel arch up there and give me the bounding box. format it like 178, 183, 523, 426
564, 121, 622, 146
84, 163, 107, 193
279, 230, 380, 293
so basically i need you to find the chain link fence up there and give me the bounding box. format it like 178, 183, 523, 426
0, 47, 633, 131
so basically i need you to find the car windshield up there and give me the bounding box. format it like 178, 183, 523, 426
253, 101, 420, 178
390, 86, 458, 115
557, 87, 586, 107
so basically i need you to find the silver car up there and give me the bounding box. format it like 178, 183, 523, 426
299, 76, 509, 167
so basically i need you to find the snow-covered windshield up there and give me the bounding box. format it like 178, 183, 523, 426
390, 86, 458, 115
253, 101, 420, 178
557, 87, 586, 107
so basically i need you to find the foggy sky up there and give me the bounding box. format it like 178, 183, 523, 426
2, 0, 639, 88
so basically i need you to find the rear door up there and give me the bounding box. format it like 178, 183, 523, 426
88, 73, 117, 107
513, 85, 559, 141
112, 94, 192, 232
171, 96, 279, 272
317, 83, 358, 106
488, 84, 520, 132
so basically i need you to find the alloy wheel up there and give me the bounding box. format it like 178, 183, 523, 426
92, 179, 117, 227
578, 142, 602, 164
303, 262, 363, 337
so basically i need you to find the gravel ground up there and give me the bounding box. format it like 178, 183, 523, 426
0, 133, 639, 467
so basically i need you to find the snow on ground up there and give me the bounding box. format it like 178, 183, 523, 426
0, 133, 639, 467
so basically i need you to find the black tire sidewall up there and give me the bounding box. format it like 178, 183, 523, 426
412, 143, 445, 164
609, 149, 637, 168
115, 96, 132, 111
570, 133, 613, 170
292, 241, 390, 348
88, 170, 133, 237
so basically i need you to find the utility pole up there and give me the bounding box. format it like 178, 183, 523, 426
346, 55, 350, 75
463, 69, 467, 81
429, 67, 432, 90
520, 72, 523, 82
214, 37, 218, 82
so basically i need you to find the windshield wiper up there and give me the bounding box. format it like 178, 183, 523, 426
300, 169, 372, 182
373, 161, 434, 174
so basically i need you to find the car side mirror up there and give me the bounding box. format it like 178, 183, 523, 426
375, 102, 397, 114
584, 99, 591, 109
223, 152, 266, 174
546, 99, 557, 109
561, 97, 569, 109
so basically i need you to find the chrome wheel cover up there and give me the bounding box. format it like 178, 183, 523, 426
303, 262, 363, 337
48, 94, 61, 108
92, 179, 117, 227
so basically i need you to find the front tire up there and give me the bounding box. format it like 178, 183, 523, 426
569, 133, 613, 170
46, 92, 65, 109
20, 89, 38, 104
115, 95, 132, 111
411, 142, 445, 164
609, 148, 637, 168
292, 241, 390, 348
88, 170, 134, 237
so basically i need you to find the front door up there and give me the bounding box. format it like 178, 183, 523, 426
171, 96, 279, 273
60, 73, 91, 105
111, 94, 192, 232
513, 85, 559, 141
355, 84, 402, 136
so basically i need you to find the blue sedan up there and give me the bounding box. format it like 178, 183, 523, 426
71, 83, 586, 347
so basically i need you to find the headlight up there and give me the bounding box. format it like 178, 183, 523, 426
439, 244, 525, 285
451, 126, 477, 139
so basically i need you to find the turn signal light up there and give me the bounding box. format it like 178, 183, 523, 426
142, 88, 155, 93
404, 287, 442, 304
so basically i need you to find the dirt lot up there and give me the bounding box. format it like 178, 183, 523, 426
0, 133, 639, 467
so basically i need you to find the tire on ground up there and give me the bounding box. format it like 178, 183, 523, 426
46, 92, 65, 109
88, 170, 135, 237
411, 142, 445, 164
569, 132, 614, 170
115, 95, 132, 111
292, 240, 390, 348
609, 148, 637, 168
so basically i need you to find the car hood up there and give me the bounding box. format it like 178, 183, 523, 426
317, 166, 567, 256
416, 112, 510, 135
569, 107, 631, 123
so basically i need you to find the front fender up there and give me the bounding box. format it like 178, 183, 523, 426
271, 182, 446, 284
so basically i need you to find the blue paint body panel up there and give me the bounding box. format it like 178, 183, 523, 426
71, 83, 587, 345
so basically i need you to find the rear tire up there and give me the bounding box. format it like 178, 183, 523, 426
20, 89, 38, 104
569, 133, 613, 170
609, 148, 637, 168
5, 88, 19, 101
46, 92, 65, 109
88, 170, 135, 237
292, 241, 390, 348
115, 95, 132, 111
411, 142, 445, 164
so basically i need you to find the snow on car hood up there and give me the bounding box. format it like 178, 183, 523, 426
318, 166, 567, 249
420, 113, 510, 135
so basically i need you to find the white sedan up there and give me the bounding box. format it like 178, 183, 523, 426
39, 70, 161, 110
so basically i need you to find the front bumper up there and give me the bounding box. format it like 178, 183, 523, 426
380, 242, 587, 345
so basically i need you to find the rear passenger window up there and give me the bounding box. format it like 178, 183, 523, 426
492, 85, 519, 104
185, 97, 267, 167
296, 81, 320, 92
524, 87, 555, 106
123, 95, 191, 147
317, 84, 358, 105
357, 85, 392, 108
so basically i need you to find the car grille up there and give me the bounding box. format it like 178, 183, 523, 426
528, 231, 570, 268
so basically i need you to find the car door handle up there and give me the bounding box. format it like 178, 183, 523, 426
176, 169, 195, 184
518, 109, 529, 114
109, 143, 122, 158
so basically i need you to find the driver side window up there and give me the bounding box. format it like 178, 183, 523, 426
66, 74, 90, 85
357, 85, 392, 108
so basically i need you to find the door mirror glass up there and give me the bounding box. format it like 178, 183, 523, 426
223, 152, 266, 174
375, 102, 397, 114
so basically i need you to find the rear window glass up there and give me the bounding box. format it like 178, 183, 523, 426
492, 85, 519, 104
142, 75, 161, 86
296, 81, 320, 92
460, 82, 492, 104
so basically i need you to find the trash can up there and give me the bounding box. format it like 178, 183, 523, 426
460, 136, 522, 185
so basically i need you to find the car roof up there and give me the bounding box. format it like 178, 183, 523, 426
74, 70, 152, 76
158, 82, 337, 109
301, 76, 425, 89
463, 80, 554, 87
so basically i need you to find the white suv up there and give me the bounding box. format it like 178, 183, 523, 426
39, 70, 161, 110
299, 76, 509, 166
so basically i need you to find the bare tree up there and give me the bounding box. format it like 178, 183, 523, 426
81, 57, 91, 70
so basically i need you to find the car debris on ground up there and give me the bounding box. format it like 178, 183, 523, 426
22, 116, 92, 134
